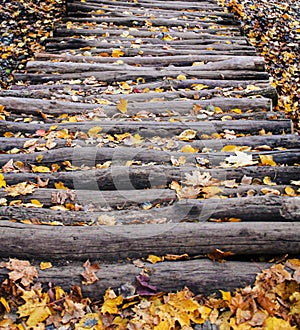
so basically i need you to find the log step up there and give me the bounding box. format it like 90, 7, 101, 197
0, 259, 271, 299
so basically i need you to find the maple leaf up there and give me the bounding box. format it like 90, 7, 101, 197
177, 186, 201, 199
81, 260, 100, 285
101, 289, 123, 314
183, 171, 218, 187
223, 151, 258, 167
18, 289, 51, 326
62, 298, 85, 324
2, 159, 15, 173
4, 259, 38, 287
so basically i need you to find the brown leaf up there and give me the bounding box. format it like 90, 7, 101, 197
207, 249, 235, 263
81, 260, 100, 285
2, 159, 15, 173
4, 258, 38, 287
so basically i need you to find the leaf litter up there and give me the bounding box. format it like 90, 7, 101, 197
0, 258, 299, 328
224, 0, 300, 131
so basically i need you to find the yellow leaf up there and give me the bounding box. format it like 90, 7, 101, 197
285, 186, 296, 196
264, 316, 297, 329
0, 297, 10, 313
147, 254, 163, 264
101, 289, 123, 314
192, 83, 209, 91
176, 74, 186, 80
261, 188, 280, 195
198, 305, 212, 320
112, 49, 124, 57
30, 199, 43, 208
54, 182, 69, 190
162, 34, 174, 41
219, 290, 231, 302
55, 286, 65, 300
35, 155, 43, 163
3, 132, 14, 138
117, 98, 128, 113
263, 176, 276, 185
26, 304, 52, 327
178, 129, 197, 141
230, 108, 242, 114
31, 165, 51, 173
259, 154, 277, 166
87, 126, 102, 138
136, 77, 145, 84
214, 106, 223, 114
181, 145, 199, 153
40, 262, 53, 270
221, 145, 239, 152
0, 174, 7, 188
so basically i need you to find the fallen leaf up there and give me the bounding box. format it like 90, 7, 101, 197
178, 129, 197, 141
81, 260, 100, 285
0, 174, 7, 188
101, 289, 123, 314
5, 182, 35, 196
136, 274, 158, 296
259, 154, 277, 166
111, 49, 125, 57
5, 258, 38, 286
207, 249, 235, 263
147, 255, 163, 264
97, 215, 116, 226
40, 262, 52, 270
117, 98, 128, 113
285, 186, 296, 196
180, 145, 199, 153
223, 151, 258, 167
87, 126, 102, 138
31, 165, 51, 173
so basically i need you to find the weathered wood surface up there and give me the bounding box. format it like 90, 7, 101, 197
0, 259, 270, 298
1, 146, 299, 167
1, 133, 299, 152
0, 96, 272, 116
1, 196, 299, 224
3, 166, 300, 188
0, 221, 299, 261
0, 120, 292, 136
0, 185, 295, 208
26, 57, 265, 73
15, 69, 269, 83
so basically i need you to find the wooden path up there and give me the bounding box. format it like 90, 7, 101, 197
0, 0, 300, 302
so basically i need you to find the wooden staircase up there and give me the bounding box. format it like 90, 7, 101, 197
0, 0, 299, 304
